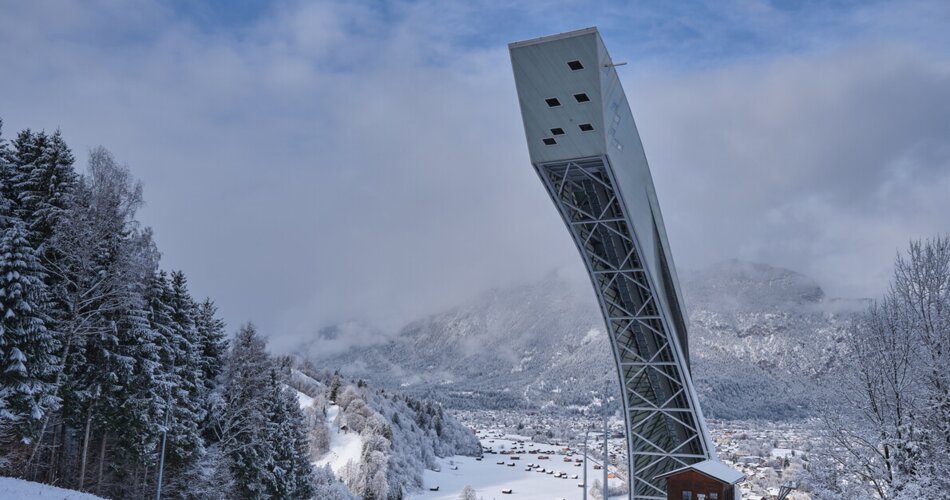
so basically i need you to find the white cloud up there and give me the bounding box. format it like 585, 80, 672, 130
1, 0, 948, 351
634, 43, 950, 297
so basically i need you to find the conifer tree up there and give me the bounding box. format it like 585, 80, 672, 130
108, 271, 161, 475
0, 122, 346, 498
145, 269, 177, 469
0, 120, 15, 227
143, 268, 206, 492
195, 298, 228, 384
195, 298, 228, 442
219, 323, 274, 498
263, 367, 315, 499
164, 271, 205, 466
0, 222, 57, 441
12, 129, 77, 250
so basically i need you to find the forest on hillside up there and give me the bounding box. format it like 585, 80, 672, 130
0, 120, 317, 497
0, 119, 480, 500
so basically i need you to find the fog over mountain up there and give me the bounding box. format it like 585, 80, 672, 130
301, 260, 867, 420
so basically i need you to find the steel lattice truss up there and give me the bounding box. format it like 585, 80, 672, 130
536, 157, 709, 499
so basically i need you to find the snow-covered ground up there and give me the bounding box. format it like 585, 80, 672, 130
293, 385, 364, 477
296, 388, 315, 408
410, 433, 624, 500
0, 477, 105, 499
314, 404, 364, 474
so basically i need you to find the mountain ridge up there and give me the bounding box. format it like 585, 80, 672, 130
301, 260, 867, 420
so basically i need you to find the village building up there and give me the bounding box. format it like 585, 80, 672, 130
656, 459, 745, 500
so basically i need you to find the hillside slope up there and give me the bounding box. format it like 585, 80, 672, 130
289, 367, 480, 498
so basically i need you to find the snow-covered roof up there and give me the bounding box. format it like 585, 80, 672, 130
656, 460, 745, 485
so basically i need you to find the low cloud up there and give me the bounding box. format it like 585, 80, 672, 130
1, 1, 948, 353
635, 44, 950, 297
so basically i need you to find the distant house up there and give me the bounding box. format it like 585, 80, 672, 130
656, 460, 745, 500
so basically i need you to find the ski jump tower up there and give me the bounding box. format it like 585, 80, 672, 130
509, 28, 715, 499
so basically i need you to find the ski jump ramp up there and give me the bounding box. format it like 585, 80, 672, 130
509, 27, 715, 499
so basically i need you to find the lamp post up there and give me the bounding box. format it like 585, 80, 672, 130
156, 362, 174, 500
602, 410, 609, 500
155, 404, 169, 500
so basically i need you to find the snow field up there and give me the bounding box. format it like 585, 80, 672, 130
314, 404, 364, 474
411, 435, 624, 500
295, 388, 315, 408
0, 477, 105, 500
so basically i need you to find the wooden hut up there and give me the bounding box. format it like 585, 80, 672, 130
655, 460, 744, 500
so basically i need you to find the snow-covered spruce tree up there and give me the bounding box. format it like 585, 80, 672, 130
11, 129, 77, 251
263, 367, 315, 499
195, 298, 227, 388
3, 129, 77, 482
100, 232, 165, 496
329, 373, 341, 402
0, 121, 11, 427
163, 271, 206, 469
194, 298, 228, 439
14, 137, 79, 483
0, 120, 16, 226
217, 323, 275, 498
144, 270, 191, 494
216, 324, 321, 499
0, 222, 57, 446
106, 283, 162, 497
143, 269, 214, 499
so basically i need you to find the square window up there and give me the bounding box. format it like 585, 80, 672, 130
578, 123, 594, 132
545, 97, 561, 107
542, 138, 557, 145
574, 93, 590, 103
567, 60, 584, 70
550, 128, 565, 136
682, 492, 693, 500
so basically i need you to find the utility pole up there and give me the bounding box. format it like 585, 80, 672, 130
583, 427, 590, 500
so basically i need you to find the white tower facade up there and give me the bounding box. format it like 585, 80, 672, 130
509, 27, 715, 499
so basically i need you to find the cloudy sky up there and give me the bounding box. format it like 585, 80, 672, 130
2, 0, 949, 348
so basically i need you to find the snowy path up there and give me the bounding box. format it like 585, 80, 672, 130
314, 404, 363, 474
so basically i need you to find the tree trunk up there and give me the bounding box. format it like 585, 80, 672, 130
57, 414, 68, 484
142, 464, 149, 498
78, 412, 92, 490
26, 330, 75, 475
95, 432, 107, 495
46, 417, 59, 484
